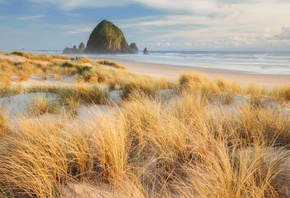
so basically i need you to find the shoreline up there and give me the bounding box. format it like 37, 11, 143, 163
104, 58, 290, 87
1, 51, 289, 87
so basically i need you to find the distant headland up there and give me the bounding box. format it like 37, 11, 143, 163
63, 19, 148, 55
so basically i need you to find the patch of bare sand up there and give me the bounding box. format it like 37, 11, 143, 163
61, 182, 142, 198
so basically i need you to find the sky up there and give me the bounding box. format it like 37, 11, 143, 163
0, 0, 290, 51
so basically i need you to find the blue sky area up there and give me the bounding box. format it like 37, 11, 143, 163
0, 0, 290, 51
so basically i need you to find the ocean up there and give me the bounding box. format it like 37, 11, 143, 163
23, 50, 290, 75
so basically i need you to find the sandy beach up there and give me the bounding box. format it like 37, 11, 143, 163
1, 0, 290, 195
109, 59, 290, 87
1, 53, 289, 87
0, 51, 289, 197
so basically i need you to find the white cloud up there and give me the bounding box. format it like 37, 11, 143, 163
136, 0, 244, 19
28, 0, 243, 19
27, 0, 290, 21
156, 42, 195, 48
28, 0, 132, 10
272, 24, 290, 40
21, 0, 290, 49
282, 24, 290, 32
64, 27, 93, 34
120, 15, 213, 29
18, 15, 44, 20
118, 0, 290, 49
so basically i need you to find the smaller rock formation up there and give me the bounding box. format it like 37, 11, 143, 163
129, 43, 138, 54
78, 42, 85, 52
62, 47, 70, 54
143, 47, 149, 55
63, 45, 79, 54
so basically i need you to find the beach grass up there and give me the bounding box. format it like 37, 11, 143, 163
28, 95, 60, 116
97, 59, 127, 70
0, 108, 8, 137
0, 51, 289, 197
25, 84, 108, 105
0, 92, 289, 197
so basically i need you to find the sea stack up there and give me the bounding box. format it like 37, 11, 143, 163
78, 42, 85, 52
85, 20, 131, 54
143, 47, 149, 55
129, 43, 138, 54
63, 45, 79, 54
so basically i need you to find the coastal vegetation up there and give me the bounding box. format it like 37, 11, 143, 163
0, 51, 289, 197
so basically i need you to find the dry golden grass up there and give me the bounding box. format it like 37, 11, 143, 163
220, 92, 236, 105
0, 73, 12, 86
28, 95, 60, 116
0, 51, 289, 197
11, 51, 52, 62
0, 92, 288, 197
98, 59, 127, 70
75, 56, 92, 64
272, 85, 290, 101
10, 51, 72, 62
15, 83, 23, 93
113, 63, 127, 70
18, 71, 29, 81
0, 83, 22, 97
0, 59, 13, 73
50, 54, 71, 60
237, 103, 290, 147
0, 108, 8, 137
64, 96, 81, 116
216, 76, 228, 91
25, 84, 108, 106
41, 73, 47, 81
0, 51, 9, 55
55, 74, 62, 81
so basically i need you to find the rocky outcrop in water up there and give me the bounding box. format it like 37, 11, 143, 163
78, 42, 85, 52
63, 45, 79, 54
129, 43, 138, 54
143, 47, 149, 55
85, 20, 131, 54
63, 20, 139, 54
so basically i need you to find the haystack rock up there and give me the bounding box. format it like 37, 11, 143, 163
143, 47, 149, 55
129, 43, 138, 54
85, 20, 131, 54
78, 42, 85, 52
